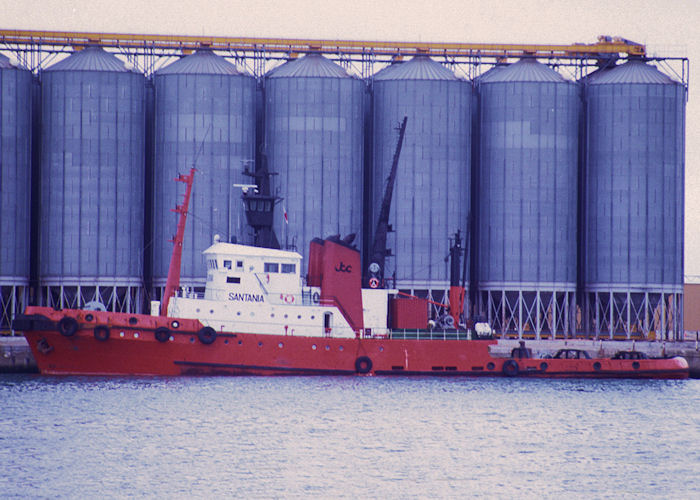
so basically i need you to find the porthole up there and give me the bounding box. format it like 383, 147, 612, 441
258, 341, 263, 347
190, 337, 195, 343
593, 362, 602, 371
540, 362, 548, 371
379, 346, 384, 352
278, 342, 284, 348
119, 331, 125, 338
312, 344, 317, 350
171, 321, 180, 329
128, 317, 138, 325
297, 315, 302, 319
250, 312, 254, 317
311, 315, 315, 320
196, 308, 201, 313
237, 311, 241, 316
134, 333, 140, 339
238, 340, 242, 345
224, 339, 229, 345
339, 346, 344, 351
632, 361, 640, 370
271, 313, 275, 318
325, 345, 330, 351
85, 314, 94, 322
209, 310, 214, 314
284, 314, 288, 319
487, 362, 495, 371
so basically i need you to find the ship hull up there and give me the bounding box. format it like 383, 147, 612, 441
16, 307, 689, 379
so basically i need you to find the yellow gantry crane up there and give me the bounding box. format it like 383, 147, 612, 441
0, 29, 645, 57
0, 29, 649, 77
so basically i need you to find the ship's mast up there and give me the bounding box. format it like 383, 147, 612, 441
448, 230, 466, 327
161, 168, 196, 316
367, 116, 407, 288
242, 157, 281, 249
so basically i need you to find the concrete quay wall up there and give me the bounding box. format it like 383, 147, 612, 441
0, 336, 38, 373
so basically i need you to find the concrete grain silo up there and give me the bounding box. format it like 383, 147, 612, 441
39, 46, 145, 311
583, 60, 685, 339
371, 55, 472, 302
0, 54, 32, 330
264, 54, 364, 269
152, 50, 255, 292
476, 58, 580, 338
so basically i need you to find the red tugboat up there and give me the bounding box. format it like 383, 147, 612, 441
12, 117, 689, 379
12, 230, 689, 378
12, 167, 689, 379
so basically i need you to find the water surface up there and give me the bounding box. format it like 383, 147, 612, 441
1, 376, 698, 498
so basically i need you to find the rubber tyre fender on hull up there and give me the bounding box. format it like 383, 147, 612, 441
355, 356, 373, 374
93, 325, 110, 342
154, 327, 170, 343
197, 326, 217, 345
58, 316, 79, 337
502, 359, 519, 377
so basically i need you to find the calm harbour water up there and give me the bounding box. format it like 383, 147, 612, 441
1, 375, 699, 499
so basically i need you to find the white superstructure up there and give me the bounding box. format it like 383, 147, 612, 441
167, 242, 391, 338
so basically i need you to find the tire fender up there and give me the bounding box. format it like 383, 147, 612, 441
355, 356, 373, 374
58, 316, 79, 337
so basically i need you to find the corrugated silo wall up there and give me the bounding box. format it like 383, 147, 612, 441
266, 76, 365, 269
0, 64, 32, 330
39, 70, 145, 310
584, 79, 685, 338
477, 79, 580, 336
371, 79, 471, 294
152, 72, 256, 288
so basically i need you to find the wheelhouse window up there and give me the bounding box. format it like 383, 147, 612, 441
246, 199, 272, 212
236, 260, 243, 269
226, 277, 241, 284
207, 259, 218, 270
281, 263, 296, 274
223, 260, 232, 269
264, 262, 279, 273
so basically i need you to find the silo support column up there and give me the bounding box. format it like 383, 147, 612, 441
626, 291, 631, 340
518, 290, 523, 338
609, 291, 614, 340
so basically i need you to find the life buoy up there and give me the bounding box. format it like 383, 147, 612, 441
197, 326, 217, 345
369, 277, 380, 289
284, 294, 295, 304
58, 316, 79, 337
93, 325, 110, 342
355, 356, 373, 374
502, 359, 519, 377
154, 327, 170, 343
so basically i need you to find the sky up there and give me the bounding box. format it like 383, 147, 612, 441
3, 0, 700, 274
